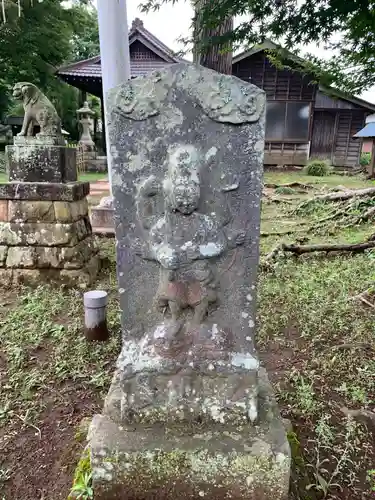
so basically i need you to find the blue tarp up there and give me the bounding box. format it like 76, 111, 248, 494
354, 122, 375, 138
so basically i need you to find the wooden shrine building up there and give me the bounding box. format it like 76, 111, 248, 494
57, 22, 375, 168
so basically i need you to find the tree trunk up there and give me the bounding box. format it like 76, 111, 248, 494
193, 0, 233, 75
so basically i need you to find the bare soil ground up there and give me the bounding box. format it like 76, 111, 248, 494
0, 172, 374, 499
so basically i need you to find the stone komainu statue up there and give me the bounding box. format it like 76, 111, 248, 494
12, 82, 61, 137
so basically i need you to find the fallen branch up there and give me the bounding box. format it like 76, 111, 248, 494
262, 192, 293, 204
260, 243, 284, 270
261, 229, 307, 237
341, 407, 375, 427
350, 288, 375, 309
298, 186, 375, 210
282, 240, 375, 255
344, 206, 375, 227
15, 413, 42, 439
264, 182, 314, 190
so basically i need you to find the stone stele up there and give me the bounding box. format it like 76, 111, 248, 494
88, 63, 290, 500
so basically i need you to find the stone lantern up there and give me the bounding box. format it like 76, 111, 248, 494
77, 101, 95, 150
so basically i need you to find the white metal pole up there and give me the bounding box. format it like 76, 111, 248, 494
97, 0, 131, 196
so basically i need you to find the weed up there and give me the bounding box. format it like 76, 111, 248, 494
366, 470, 375, 491
69, 448, 93, 499
315, 415, 335, 446
360, 152, 371, 167
290, 372, 320, 416
306, 417, 362, 497
336, 382, 371, 405
275, 186, 296, 195
0, 469, 11, 483
303, 159, 332, 176
69, 472, 93, 499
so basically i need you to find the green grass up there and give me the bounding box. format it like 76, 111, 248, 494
259, 171, 375, 499
258, 255, 375, 499
0, 172, 107, 183
264, 170, 373, 189
0, 242, 120, 422
78, 172, 107, 182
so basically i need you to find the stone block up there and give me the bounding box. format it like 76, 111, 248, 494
8, 201, 55, 223
89, 370, 290, 500
34, 236, 98, 269
61, 236, 98, 269
0, 221, 89, 247
13, 136, 65, 147
6, 247, 36, 268
0, 246, 8, 266
0, 200, 8, 222
0, 182, 90, 202
35, 247, 62, 269
76, 199, 89, 218
53, 201, 72, 223
5, 256, 100, 287
0, 269, 12, 287
60, 255, 101, 287
11, 269, 51, 286
6, 144, 77, 183
54, 199, 89, 223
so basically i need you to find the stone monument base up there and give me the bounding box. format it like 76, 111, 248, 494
7, 141, 77, 183
0, 181, 100, 287
90, 196, 115, 237
87, 369, 290, 500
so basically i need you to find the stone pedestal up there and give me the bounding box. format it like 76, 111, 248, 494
1, 137, 100, 287
86, 63, 290, 499
7, 138, 77, 183
90, 196, 115, 236
90, 369, 290, 500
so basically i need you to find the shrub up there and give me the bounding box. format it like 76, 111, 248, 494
303, 159, 332, 176
275, 186, 296, 195
360, 152, 371, 166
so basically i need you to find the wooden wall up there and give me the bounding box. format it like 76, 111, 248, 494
233, 52, 315, 165
310, 110, 365, 167
130, 40, 164, 61
233, 52, 315, 101
233, 53, 369, 167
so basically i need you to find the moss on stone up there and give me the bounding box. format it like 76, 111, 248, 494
93, 445, 289, 498
287, 431, 304, 468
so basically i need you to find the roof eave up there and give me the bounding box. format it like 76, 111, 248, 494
319, 84, 375, 112
57, 55, 101, 74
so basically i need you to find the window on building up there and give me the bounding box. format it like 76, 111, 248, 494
266, 102, 311, 141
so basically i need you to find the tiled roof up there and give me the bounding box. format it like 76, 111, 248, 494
58, 18, 182, 80
58, 57, 173, 79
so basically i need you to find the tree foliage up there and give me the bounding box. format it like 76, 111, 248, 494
70, 4, 99, 62
0, 0, 99, 137
141, 0, 375, 94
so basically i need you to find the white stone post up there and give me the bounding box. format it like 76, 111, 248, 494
97, 0, 131, 196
